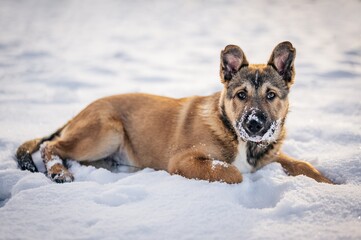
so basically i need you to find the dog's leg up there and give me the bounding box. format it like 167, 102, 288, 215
276, 153, 333, 184
168, 150, 242, 184
40, 115, 124, 183
41, 141, 74, 183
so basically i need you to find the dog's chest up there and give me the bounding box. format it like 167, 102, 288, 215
232, 141, 253, 173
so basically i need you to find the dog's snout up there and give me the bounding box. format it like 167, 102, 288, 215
247, 120, 263, 134
242, 110, 267, 135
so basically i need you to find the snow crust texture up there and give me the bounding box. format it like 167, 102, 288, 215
0, 0, 360, 239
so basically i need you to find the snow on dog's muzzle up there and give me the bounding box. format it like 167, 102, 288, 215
236, 109, 282, 144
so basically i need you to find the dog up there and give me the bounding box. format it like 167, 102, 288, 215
16, 41, 332, 184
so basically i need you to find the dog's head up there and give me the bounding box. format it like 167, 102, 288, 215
219, 41, 296, 145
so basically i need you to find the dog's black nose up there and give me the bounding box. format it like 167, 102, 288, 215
246, 120, 263, 134
242, 110, 267, 135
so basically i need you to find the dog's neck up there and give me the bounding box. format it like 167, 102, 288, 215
245, 141, 275, 166
244, 125, 286, 169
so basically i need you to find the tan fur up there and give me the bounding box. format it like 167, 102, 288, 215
17, 42, 333, 184
276, 153, 333, 184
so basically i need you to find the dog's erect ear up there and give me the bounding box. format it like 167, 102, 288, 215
220, 45, 248, 83
268, 41, 296, 85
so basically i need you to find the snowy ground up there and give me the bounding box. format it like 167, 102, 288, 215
0, 0, 361, 239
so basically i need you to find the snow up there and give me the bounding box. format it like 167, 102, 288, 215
0, 0, 361, 239
211, 159, 230, 170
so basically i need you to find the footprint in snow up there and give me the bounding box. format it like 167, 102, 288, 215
94, 185, 147, 207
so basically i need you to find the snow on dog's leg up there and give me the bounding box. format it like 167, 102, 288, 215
41, 142, 74, 183
168, 150, 242, 184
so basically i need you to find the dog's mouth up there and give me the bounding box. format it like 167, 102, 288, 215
235, 119, 282, 145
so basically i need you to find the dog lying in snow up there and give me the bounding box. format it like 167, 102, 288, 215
16, 41, 332, 184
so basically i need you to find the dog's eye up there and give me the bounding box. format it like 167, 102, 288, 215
266, 92, 276, 100
237, 91, 247, 100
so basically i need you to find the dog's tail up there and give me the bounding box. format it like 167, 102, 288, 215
16, 124, 67, 172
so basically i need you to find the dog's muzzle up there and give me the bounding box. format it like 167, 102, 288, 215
236, 109, 282, 144
242, 110, 267, 136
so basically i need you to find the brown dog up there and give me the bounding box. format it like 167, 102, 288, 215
16, 41, 332, 184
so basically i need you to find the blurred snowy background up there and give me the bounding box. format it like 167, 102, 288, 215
0, 0, 360, 239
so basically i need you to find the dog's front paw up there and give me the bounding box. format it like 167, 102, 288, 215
47, 164, 74, 183
210, 161, 243, 184
290, 161, 333, 184
49, 171, 74, 183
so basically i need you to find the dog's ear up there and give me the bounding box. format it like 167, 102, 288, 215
220, 45, 248, 83
268, 41, 296, 85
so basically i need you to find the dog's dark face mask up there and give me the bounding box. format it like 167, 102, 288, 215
219, 42, 296, 144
